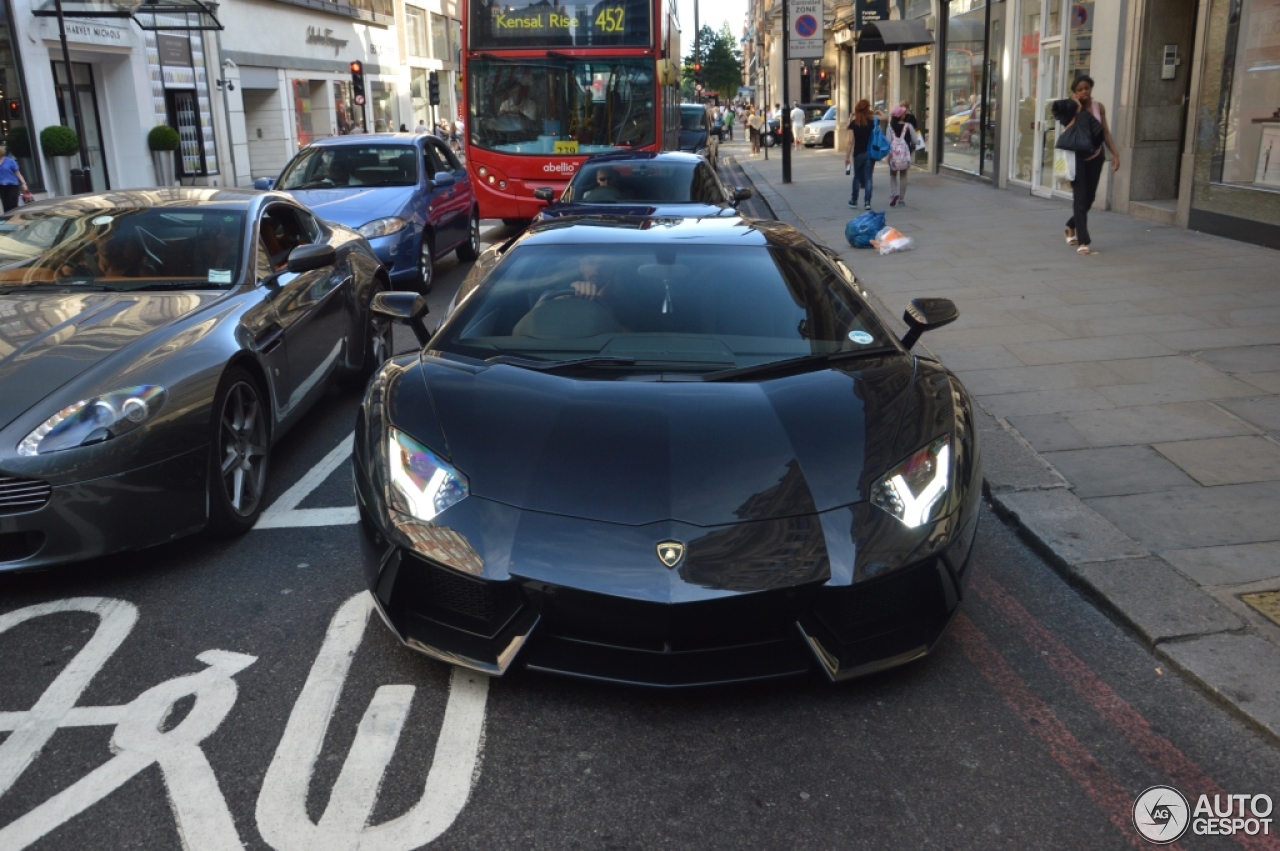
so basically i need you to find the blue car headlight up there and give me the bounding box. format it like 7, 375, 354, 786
387, 428, 469, 521
870, 436, 951, 527
358, 217, 409, 240
18, 385, 167, 456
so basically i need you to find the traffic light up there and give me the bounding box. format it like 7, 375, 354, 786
6, 99, 18, 118
428, 71, 440, 106
350, 61, 365, 100
693, 63, 704, 87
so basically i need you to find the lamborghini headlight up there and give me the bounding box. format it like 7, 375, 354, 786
387, 428, 469, 521
358, 217, 408, 240
18, 385, 167, 456
870, 436, 951, 527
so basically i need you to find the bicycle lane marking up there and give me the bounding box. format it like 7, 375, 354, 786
950, 612, 1179, 851
971, 571, 1274, 851
0, 593, 489, 851
255, 433, 358, 529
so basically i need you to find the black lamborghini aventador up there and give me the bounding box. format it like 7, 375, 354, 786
354, 215, 981, 687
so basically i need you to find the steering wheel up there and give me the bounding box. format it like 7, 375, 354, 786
534, 287, 579, 306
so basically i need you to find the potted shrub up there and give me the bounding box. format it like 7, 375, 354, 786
148, 124, 180, 187
40, 125, 78, 197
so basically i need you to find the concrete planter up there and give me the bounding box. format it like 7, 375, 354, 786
49, 156, 72, 197
151, 150, 176, 186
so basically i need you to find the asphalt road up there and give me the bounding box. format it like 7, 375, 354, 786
1, 221, 1278, 851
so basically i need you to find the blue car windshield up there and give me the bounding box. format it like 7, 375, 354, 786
0, 207, 247, 291
277, 145, 420, 189
434, 242, 893, 369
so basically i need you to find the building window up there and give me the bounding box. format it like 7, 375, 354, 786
1214, 0, 1280, 191
940, 0, 993, 177
370, 80, 399, 132
407, 6, 429, 58
430, 12, 450, 62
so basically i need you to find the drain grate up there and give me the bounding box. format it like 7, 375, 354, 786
1240, 591, 1280, 628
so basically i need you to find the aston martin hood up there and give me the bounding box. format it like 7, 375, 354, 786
415, 358, 916, 527
0, 291, 219, 429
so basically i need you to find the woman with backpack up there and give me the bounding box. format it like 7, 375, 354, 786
843, 100, 876, 210
887, 105, 917, 207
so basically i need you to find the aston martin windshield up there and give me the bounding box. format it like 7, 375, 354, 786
0, 208, 247, 291
433, 243, 895, 371
277, 144, 420, 189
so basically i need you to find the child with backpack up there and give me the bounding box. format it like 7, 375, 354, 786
887, 105, 917, 207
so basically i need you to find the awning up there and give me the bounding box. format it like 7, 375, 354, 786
855, 19, 934, 53
32, 0, 222, 31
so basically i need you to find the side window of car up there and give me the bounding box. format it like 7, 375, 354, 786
692, 165, 720, 204
422, 144, 447, 180
293, 208, 322, 244
258, 206, 313, 273
431, 138, 464, 173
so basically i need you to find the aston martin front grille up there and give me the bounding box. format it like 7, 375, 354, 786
0, 475, 52, 515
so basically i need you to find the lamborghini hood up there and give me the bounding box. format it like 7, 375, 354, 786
413, 358, 918, 527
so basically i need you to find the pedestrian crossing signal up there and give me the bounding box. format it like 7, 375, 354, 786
428, 71, 440, 106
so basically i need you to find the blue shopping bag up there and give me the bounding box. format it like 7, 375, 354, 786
845, 210, 887, 249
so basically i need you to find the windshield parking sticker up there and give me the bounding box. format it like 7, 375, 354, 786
848, 330, 875, 344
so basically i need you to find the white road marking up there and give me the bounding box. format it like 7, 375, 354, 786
255, 433, 360, 529
256, 592, 489, 850
0, 600, 255, 851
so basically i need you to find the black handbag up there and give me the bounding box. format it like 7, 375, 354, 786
1056, 110, 1101, 153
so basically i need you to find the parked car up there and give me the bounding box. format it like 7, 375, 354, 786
532, 151, 751, 221
678, 104, 720, 169
354, 215, 981, 687
803, 106, 838, 148
0, 189, 390, 570
799, 102, 832, 124
255, 133, 479, 294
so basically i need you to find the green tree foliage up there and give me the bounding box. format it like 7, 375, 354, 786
682, 24, 742, 101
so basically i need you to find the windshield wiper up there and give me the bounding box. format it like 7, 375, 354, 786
701, 347, 896, 382
0, 282, 115, 294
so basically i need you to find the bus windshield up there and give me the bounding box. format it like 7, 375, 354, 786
469, 57, 656, 155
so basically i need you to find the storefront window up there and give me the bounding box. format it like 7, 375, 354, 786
0, 4, 40, 192
410, 68, 430, 127
1067, 1, 1093, 85
334, 80, 356, 134
294, 80, 314, 146
1214, 0, 1280, 190
941, 0, 991, 175
370, 80, 399, 132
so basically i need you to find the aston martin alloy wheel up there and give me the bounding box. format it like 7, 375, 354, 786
208, 369, 270, 535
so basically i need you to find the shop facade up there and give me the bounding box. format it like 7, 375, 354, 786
1186, 0, 1280, 248
217, 0, 403, 183
5, 0, 225, 195
405, 0, 462, 130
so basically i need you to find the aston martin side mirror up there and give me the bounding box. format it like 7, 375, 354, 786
372, 292, 432, 346
733, 187, 753, 202
900, 297, 959, 350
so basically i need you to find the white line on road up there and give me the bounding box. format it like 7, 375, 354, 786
255, 433, 360, 529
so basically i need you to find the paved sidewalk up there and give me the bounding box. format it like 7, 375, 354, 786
729, 138, 1280, 741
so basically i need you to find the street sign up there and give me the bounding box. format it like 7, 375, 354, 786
354, 94, 365, 105
854, 0, 887, 32
789, 0, 824, 58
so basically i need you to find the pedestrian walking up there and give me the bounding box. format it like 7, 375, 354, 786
414, 119, 428, 134
0, 145, 30, 212
1062, 75, 1120, 255
790, 102, 805, 150
724, 107, 735, 141
887, 105, 917, 207
747, 107, 763, 155
844, 99, 876, 209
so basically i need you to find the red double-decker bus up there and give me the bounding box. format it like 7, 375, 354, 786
463, 0, 683, 222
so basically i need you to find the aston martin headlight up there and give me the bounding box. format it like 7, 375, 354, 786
358, 217, 408, 239
870, 436, 951, 527
387, 428, 469, 521
18, 385, 166, 456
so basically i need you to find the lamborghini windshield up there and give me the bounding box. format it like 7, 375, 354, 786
433, 241, 895, 371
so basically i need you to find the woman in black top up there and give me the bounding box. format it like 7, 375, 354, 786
1063, 75, 1120, 255
843, 99, 875, 209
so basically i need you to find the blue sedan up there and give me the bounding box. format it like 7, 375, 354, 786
255, 133, 479, 293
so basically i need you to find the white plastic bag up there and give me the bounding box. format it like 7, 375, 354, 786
872, 226, 914, 255
1054, 148, 1076, 182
